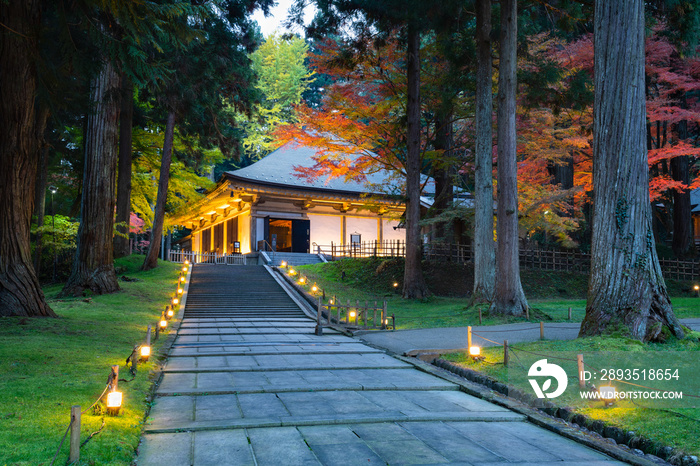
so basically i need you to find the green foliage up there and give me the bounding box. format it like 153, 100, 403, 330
0, 257, 181, 465
242, 33, 313, 160
32, 215, 79, 253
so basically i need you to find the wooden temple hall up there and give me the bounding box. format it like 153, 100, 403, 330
172, 142, 409, 256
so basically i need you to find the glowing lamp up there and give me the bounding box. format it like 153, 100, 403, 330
289, 268, 296, 275
180, 276, 186, 283
393, 282, 398, 288
184, 260, 190, 265
166, 308, 174, 318
281, 261, 287, 267
384, 318, 389, 325
172, 297, 179, 306
312, 285, 318, 292
140, 345, 151, 359
159, 317, 167, 329
107, 391, 122, 415
469, 346, 481, 357
298, 277, 306, 284
329, 299, 334, 304
694, 285, 698, 291
599, 385, 616, 404
182, 266, 188, 272
177, 287, 184, 294
349, 311, 356, 318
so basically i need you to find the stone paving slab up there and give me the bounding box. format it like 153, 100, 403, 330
174, 333, 351, 344
177, 327, 341, 335
139, 421, 625, 466
156, 367, 459, 395
169, 342, 383, 357
146, 389, 516, 431
163, 352, 412, 372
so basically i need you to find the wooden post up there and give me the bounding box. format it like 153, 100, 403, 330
374, 301, 377, 328
69, 405, 81, 463
540, 321, 544, 340
112, 365, 119, 391
577, 354, 585, 389
356, 300, 360, 326
391, 313, 395, 330
503, 340, 509, 367
154, 321, 160, 341
467, 326, 472, 349
315, 297, 323, 335
146, 325, 152, 347
364, 302, 369, 328
478, 308, 482, 325
568, 307, 572, 320
525, 306, 530, 320
382, 301, 387, 329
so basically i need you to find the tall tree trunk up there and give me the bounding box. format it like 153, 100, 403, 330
581, 0, 684, 341
402, 24, 429, 299
114, 76, 134, 258
0, 1, 56, 317
671, 155, 692, 258
142, 111, 176, 271
490, 0, 527, 316
432, 111, 454, 242
472, 0, 496, 304
61, 59, 121, 297
33, 135, 50, 275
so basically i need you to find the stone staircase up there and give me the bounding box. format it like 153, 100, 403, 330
183, 265, 308, 319
266, 252, 324, 267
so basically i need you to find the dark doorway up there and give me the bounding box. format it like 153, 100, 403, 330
269, 219, 292, 252
292, 219, 310, 253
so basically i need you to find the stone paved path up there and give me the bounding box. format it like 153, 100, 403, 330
136, 265, 626, 465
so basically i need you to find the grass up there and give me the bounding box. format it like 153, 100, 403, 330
292, 258, 700, 328
0, 256, 181, 466
442, 335, 700, 457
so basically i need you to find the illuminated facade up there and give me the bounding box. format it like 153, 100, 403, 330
172, 142, 408, 254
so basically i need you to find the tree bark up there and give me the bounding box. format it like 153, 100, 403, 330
671, 155, 693, 258
432, 111, 454, 242
490, 0, 527, 316
581, 0, 684, 341
0, 1, 56, 317
402, 24, 429, 299
114, 76, 134, 259
61, 59, 121, 297
142, 111, 176, 271
33, 118, 50, 275
472, 0, 496, 304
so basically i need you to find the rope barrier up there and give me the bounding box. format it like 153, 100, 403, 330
49, 417, 73, 466
470, 332, 503, 346
80, 417, 106, 448
470, 325, 541, 333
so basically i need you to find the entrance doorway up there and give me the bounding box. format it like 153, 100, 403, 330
266, 218, 310, 253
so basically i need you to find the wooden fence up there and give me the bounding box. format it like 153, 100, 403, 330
315, 297, 393, 332
316, 240, 406, 260
168, 250, 246, 265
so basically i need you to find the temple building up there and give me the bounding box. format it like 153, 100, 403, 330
171, 142, 413, 255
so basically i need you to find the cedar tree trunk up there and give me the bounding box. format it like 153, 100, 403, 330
581, 0, 684, 341
61, 59, 121, 296
402, 24, 429, 299
0, 1, 56, 317
490, 0, 527, 316
33, 122, 50, 274
114, 76, 134, 258
142, 111, 176, 271
432, 111, 454, 242
472, 0, 496, 304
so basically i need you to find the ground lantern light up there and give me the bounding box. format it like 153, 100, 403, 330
469, 346, 481, 358
298, 276, 306, 285
180, 275, 186, 283
311, 284, 318, 292
166, 306, 174, 319
159, 312, 168, 329
281, 260, 287, 268
106, 391, 123, 415
177, 286, 184, 294
599, 385, 616, 406
140, 345, 151, 359
182, 266, 188, 272
172, 296, 179, 306
694, 284, 699, 297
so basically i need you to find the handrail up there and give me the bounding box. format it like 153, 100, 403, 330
258, 240, 276, 264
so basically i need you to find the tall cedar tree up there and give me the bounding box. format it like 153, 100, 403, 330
0, 1, 56, 317
114, 76, 134, 258
581, 0, 684, 341
472, 0, 496, 303
142, 2, 271, 270
490, 0, 528, 315
295, 0, 463, 299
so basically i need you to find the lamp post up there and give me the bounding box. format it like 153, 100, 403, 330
49, 186, 58, 282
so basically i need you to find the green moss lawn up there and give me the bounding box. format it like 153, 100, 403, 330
0, 256, 181, 466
